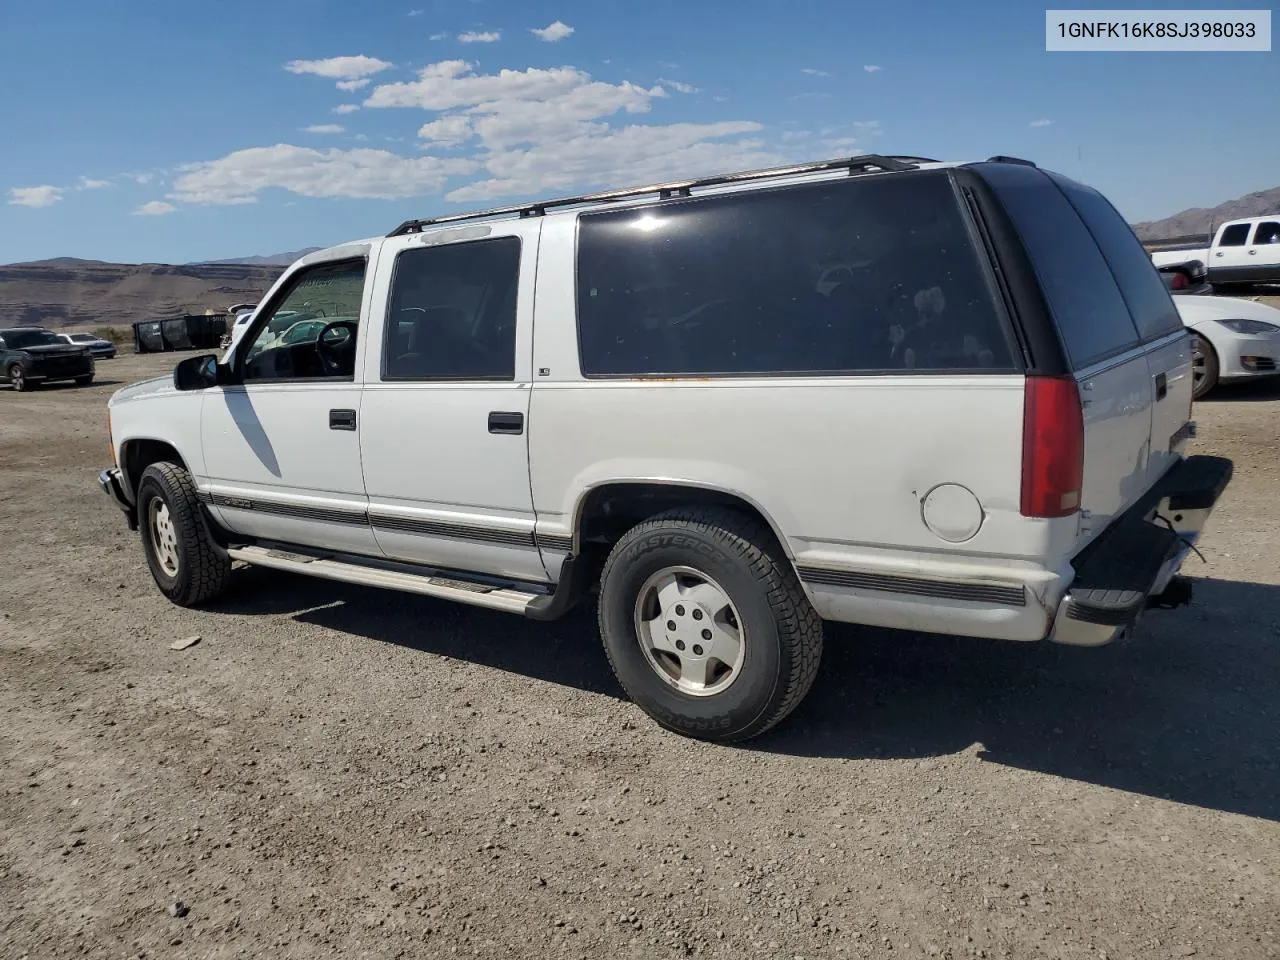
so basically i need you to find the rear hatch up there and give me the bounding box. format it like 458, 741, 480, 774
970, 162, 1193, 546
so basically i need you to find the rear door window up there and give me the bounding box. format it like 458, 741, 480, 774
977, 163, 1140, 369
575, 171, 1015, 377
1252, 221, 1280, 245
1050, 173, 1183, 342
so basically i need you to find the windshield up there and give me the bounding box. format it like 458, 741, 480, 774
4, 330, 62, 348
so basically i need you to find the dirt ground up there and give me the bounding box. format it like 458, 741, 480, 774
2, 350, 1278, 960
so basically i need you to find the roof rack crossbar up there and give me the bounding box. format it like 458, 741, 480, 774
386, 153, 927, 237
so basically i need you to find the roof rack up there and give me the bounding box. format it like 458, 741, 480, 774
986, 155, 1037, 167
386, 153, 933, 237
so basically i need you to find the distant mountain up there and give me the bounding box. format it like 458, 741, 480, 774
1133, 186, 1280, 241
0, 258, 284, 330
194, 248, 323, 266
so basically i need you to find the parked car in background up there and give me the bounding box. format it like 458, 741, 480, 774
1150, 216, 1280, 289
1173, 294, 1280, 398
0, 327, 95, 391
99, 154, 1232, 743
56, 332, 118, 359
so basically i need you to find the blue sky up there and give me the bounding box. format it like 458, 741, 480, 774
1, 0, 1276, 264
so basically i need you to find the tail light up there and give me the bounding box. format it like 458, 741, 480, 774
1020, 375, 1084, 518
1171, 272, 1188, 290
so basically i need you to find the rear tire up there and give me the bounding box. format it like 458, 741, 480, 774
598, 506, 823, 742
1192, 337, 1219, 400
137, 462, 231, 607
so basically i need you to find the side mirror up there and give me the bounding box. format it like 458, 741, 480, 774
173, 354, 227, 391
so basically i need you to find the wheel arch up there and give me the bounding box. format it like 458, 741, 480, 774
121, 438, 188, 498
569, 479, 798, 564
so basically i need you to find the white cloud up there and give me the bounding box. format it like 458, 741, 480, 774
180, 57, 776, 209
336, 79, 371, 91
781, 130, 811, 142
418, 115, 474, 146
8, 185, 63, 208
408, 8, 423, 16
863, 64, 883, 73
821, 137, 860, 153
430, 32, 448, 41
333, 104, 361, 115
531, 20, 574, 42
458, 31, 500, 43
170, 144, 478, 205
853, 120, 882, 131
448, 121, 777, 202
1029, 118, 1054, 127
801, 68, 830, 77
658, 78, 697, 94
127, 171, 154, 185
304, 124, 346, 134
78, 177, 112, 190
133, 200, 177, 216
366, 59, 598, 111
286, 55, 394, 80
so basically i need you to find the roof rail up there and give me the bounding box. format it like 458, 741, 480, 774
986, 155, 1037, 167
386, 153, 927, 237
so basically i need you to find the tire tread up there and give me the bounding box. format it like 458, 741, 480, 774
140, 462, 231, 606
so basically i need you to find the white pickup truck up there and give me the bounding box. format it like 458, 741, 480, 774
98, 153, 1232, 742
1151, 216, 1280, 289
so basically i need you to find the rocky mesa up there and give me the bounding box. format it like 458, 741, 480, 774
0, 258, 286, 330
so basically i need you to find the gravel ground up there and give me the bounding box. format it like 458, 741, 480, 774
2, 350, 1278, 960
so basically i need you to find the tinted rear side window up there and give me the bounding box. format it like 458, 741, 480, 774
977, 163, 1140, 369
1218, 224, 1249, 246
1051, 173, 1183, 342
575, 171, 1014, 377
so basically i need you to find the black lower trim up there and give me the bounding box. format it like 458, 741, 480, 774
199, 490, 367, 526
98, 467, 138, 530
369, 512, 535, 547
536, 532, 574, 552
797, 565, 1027, 606
198, 489, 541, 548
1207, 263, 1280, 285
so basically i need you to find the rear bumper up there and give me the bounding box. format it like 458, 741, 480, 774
99, 467, 137, 530
1049, 454, 1233, 647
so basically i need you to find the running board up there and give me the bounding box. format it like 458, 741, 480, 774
227, 545, 540, 615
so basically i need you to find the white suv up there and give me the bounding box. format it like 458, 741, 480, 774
98, 154, 1232, 741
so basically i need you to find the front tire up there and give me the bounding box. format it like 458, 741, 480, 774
598, 507, 823, 742
1192, 336, 1219, 400
8, 363, 31, 391
137, 462, 231, 607
75, 374, 94, 387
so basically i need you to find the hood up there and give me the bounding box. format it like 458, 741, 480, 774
109, 375, 175, 406
22, 343, 89, 357
1175, 295, 1280, 329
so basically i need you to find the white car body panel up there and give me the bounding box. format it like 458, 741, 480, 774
1176, 294, 1280, 382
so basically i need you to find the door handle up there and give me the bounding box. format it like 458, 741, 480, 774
1248, 249, 1257, 255
1154, 372, 1167, 401
329, 408, 357, 431
1215, 251, 1224, 257
487, 411, 524, 435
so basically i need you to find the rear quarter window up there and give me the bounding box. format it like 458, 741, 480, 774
1050, 173, 1183, 342
575, 171, 1016, 377
976, 163, 1140, 370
